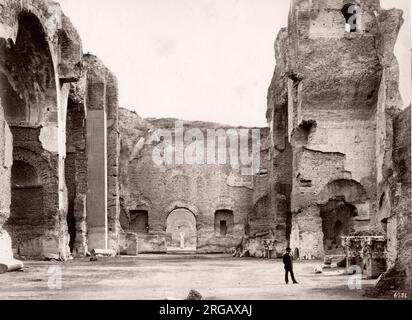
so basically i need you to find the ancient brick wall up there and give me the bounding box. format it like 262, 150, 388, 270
4, 127, 62, 258
81, 55, 121, 252
268, 0, 405, 260
265, 28, 293, 254
391, 106, 412, 295
119, 108, 269, 254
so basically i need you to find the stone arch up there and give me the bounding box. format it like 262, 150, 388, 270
163, 201, 200, 221
318, 179, 368, 205
4, 147, 58, 258
13, 148, 57, 188
213, 196, 236, 213
6, 159, 45, 257
165, 208, 197, 252
0, 7, 70, 260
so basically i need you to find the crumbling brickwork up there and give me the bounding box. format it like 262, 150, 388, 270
267, 0, 411, 292
0, 101, 13, 263
0, 0, 120, 261
65, 92, 88, 256
0, 0, 410, 297
118, 108, 269, 254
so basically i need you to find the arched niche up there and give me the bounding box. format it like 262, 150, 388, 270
0, 72, 28, 123
6, 160, 44, 257
214, 210, 234, 236
166, 208, 197, 251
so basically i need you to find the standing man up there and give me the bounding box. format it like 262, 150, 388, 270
283, 248, 299, 284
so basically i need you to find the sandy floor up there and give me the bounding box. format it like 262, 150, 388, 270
0, 254, 378, 300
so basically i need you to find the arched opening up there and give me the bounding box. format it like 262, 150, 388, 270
0, 12, 57, 126
214, 210, 234, 237
5, 161, 44, 257
341, 3, 361, 33
320, 200, 357, 255
166, 208, 197, 252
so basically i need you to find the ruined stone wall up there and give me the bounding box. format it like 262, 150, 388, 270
0, 0, 84, 260
119, 108, 269, 254
65, 92, 87, 256
267, 0, 406, 260
266, 28, 293, 255
0, 0, 119, 259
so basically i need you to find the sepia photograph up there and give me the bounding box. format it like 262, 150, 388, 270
0, 0, 411, 307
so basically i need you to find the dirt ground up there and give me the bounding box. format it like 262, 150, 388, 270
0, 254, 378, 300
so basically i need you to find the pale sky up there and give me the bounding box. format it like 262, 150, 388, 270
57, 0, 411, 127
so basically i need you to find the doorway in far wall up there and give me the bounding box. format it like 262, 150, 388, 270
215, 210, 234, 237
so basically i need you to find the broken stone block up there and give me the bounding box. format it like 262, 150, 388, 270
186, 290, 202, 300
0, 260, 24, 274
90, 249, 117, 257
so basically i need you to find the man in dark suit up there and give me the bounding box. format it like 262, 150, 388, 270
283, 247, 299, 284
